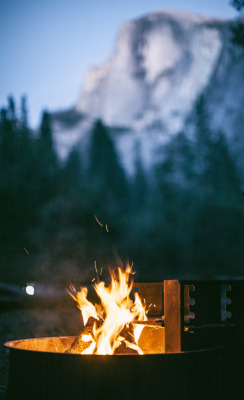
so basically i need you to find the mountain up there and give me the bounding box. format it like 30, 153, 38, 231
51, 10, 244, 180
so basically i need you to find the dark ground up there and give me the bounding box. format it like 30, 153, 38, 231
0, 304, 82, 399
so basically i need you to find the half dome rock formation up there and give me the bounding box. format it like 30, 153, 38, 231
52, 10, 244, 179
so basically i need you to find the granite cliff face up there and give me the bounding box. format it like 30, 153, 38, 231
77, 11, 223, 132
52, 10, 244, 179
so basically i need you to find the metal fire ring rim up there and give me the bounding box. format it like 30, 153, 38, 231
4, 336, 225, 356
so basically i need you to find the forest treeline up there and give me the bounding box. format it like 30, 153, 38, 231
0, 95, 244, 284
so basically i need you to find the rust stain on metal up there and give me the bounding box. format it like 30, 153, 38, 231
164, 280, 181, 353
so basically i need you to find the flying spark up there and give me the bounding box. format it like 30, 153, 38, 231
95, 215, 103, 227
94, 261, 98, 274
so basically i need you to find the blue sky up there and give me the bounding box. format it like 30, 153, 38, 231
0, 0, 239, 128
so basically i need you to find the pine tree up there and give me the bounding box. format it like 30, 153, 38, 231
191, 101, 244, 276
0, 98, 38, 280
88, 120, 127, 200
139, 131, 196, 276
40, 111, 53, 147
231, 0, 244, 47
85, 120, 129, 264
63, 148, 83, 193
36, 110, 59, 203
132, 144, 148, 210
7, 96, 16, 123
20, 95, 28, 127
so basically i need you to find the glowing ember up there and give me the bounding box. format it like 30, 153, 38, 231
68, 264, 147, 355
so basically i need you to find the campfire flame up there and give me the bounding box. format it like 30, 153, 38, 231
69, 264, 147, 355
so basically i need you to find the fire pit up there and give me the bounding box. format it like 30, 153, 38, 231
4, 278, 244, 400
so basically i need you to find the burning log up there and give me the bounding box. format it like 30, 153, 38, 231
114, 323, 138, 354
66, 319, 142, 355
65, 316, 102, 354
66, 265, 148, 355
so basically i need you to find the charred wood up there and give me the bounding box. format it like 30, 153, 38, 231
65, 316, 102, 354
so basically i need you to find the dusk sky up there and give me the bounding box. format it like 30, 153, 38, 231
0, 0, 239, 128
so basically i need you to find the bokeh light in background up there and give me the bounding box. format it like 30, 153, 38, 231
25, 285, 35, 296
